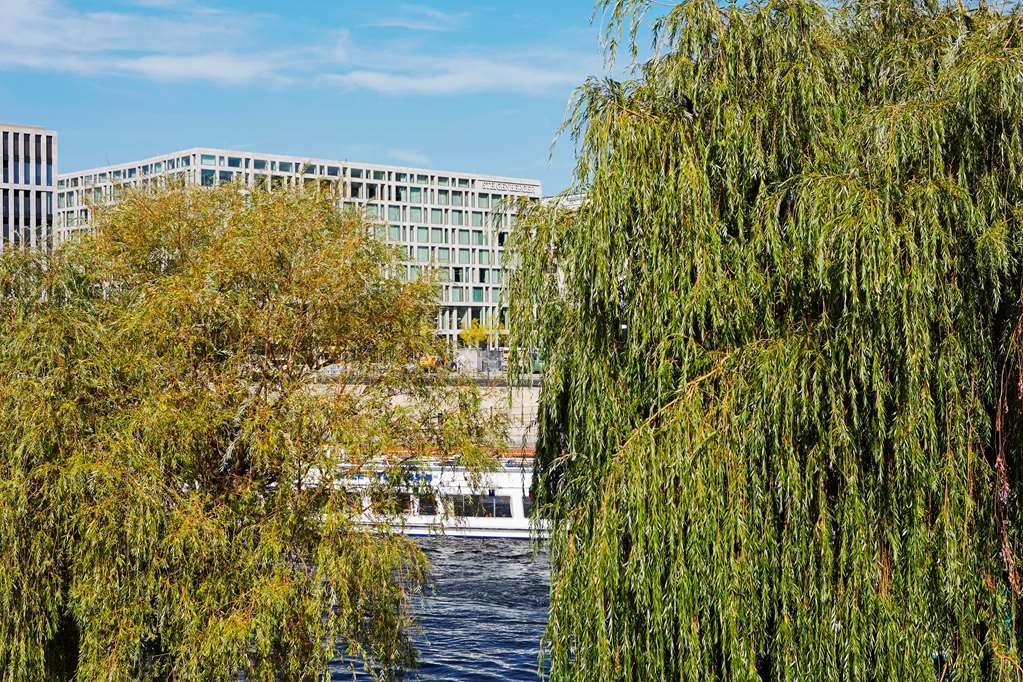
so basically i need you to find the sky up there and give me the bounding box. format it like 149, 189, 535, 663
0, 0, 613, 194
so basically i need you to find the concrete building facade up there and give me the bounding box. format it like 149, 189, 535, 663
1, 124, 57, 250
56, 148, 541, 341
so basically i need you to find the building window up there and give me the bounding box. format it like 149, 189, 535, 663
448, 494, 512, 518
410, 207, 423, 222
472, 211, 483, 227
451, 211, 463, 226
388, 205, 401, 221
33, 135, 41, 185
201, 169, 215, 186
472, 287, 484, 303
45, 136, 53, 185
431, 208, 443, 225
22, 134, 30, 185
451, 287, 464, 302
458, 230, 469, 245
417, 226, 429, 242
478, 194, 489, 208
458, 249, 471, 264
388, 225, 401, 241
431, 228, 444, 243
417, 247, 430, 263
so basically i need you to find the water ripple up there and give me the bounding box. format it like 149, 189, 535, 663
331, 537, 549, 681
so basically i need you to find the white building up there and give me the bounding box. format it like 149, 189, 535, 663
56, 148, 541, 341
1, 124, 57, 250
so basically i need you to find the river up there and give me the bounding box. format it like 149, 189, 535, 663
331, 537, 550, 680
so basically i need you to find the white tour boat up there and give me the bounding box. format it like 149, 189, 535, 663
349, 453, 540, 540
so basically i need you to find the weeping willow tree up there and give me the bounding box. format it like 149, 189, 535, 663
508, 0, 1023, 678
0, 185, 505, 680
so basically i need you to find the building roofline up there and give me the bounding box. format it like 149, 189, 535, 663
0, 123, 56, 133
58, 146, 542, 190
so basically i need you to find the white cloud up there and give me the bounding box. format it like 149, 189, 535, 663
387, 148, 431, 166
327, 52, 595, 96
0, 0, 596, 95
119, 54, 285, 85
371, 4, 466, 32
0, 0, 275, 84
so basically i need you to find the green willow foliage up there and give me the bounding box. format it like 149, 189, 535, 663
0, 186, 504, 680
508, 0, 1023, 678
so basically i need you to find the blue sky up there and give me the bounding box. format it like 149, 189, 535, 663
0, 0, 612, 193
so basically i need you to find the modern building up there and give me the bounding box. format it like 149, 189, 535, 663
1, 124, 57, 250
56, 148, 541, 342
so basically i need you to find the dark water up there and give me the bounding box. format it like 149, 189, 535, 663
332, 538, 550, 681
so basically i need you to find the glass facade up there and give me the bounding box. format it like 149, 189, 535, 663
1, 126, 56, 251
56, 147, 537, 342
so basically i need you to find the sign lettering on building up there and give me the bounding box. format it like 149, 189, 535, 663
477, 179, 540, 196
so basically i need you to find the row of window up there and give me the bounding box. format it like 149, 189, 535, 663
1, 132, 55, 187
383, 225, 496, 246
192, 170, 510, 209
61, 151, 536, 198
375, 203, 501, 224
198, 154, 484, 189
375, 492, 527, 518
407, 246, 499, 266
57, 171, 192, 208
59, 155, 192, 188
1, 188, 52, 246
444, 286, 501, 304
436, 305, 506, 333
363, 187, 504, 208
369, 206, 504, 228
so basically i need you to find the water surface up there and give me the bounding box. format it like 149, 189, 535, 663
332, 537, 550, 681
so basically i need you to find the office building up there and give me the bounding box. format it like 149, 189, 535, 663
1, 124, 57, 250
57, 148, 540, 341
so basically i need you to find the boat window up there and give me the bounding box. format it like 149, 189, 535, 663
370, 490, 412, 514
418, 494, 437, 515
449, 494, 513, 518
